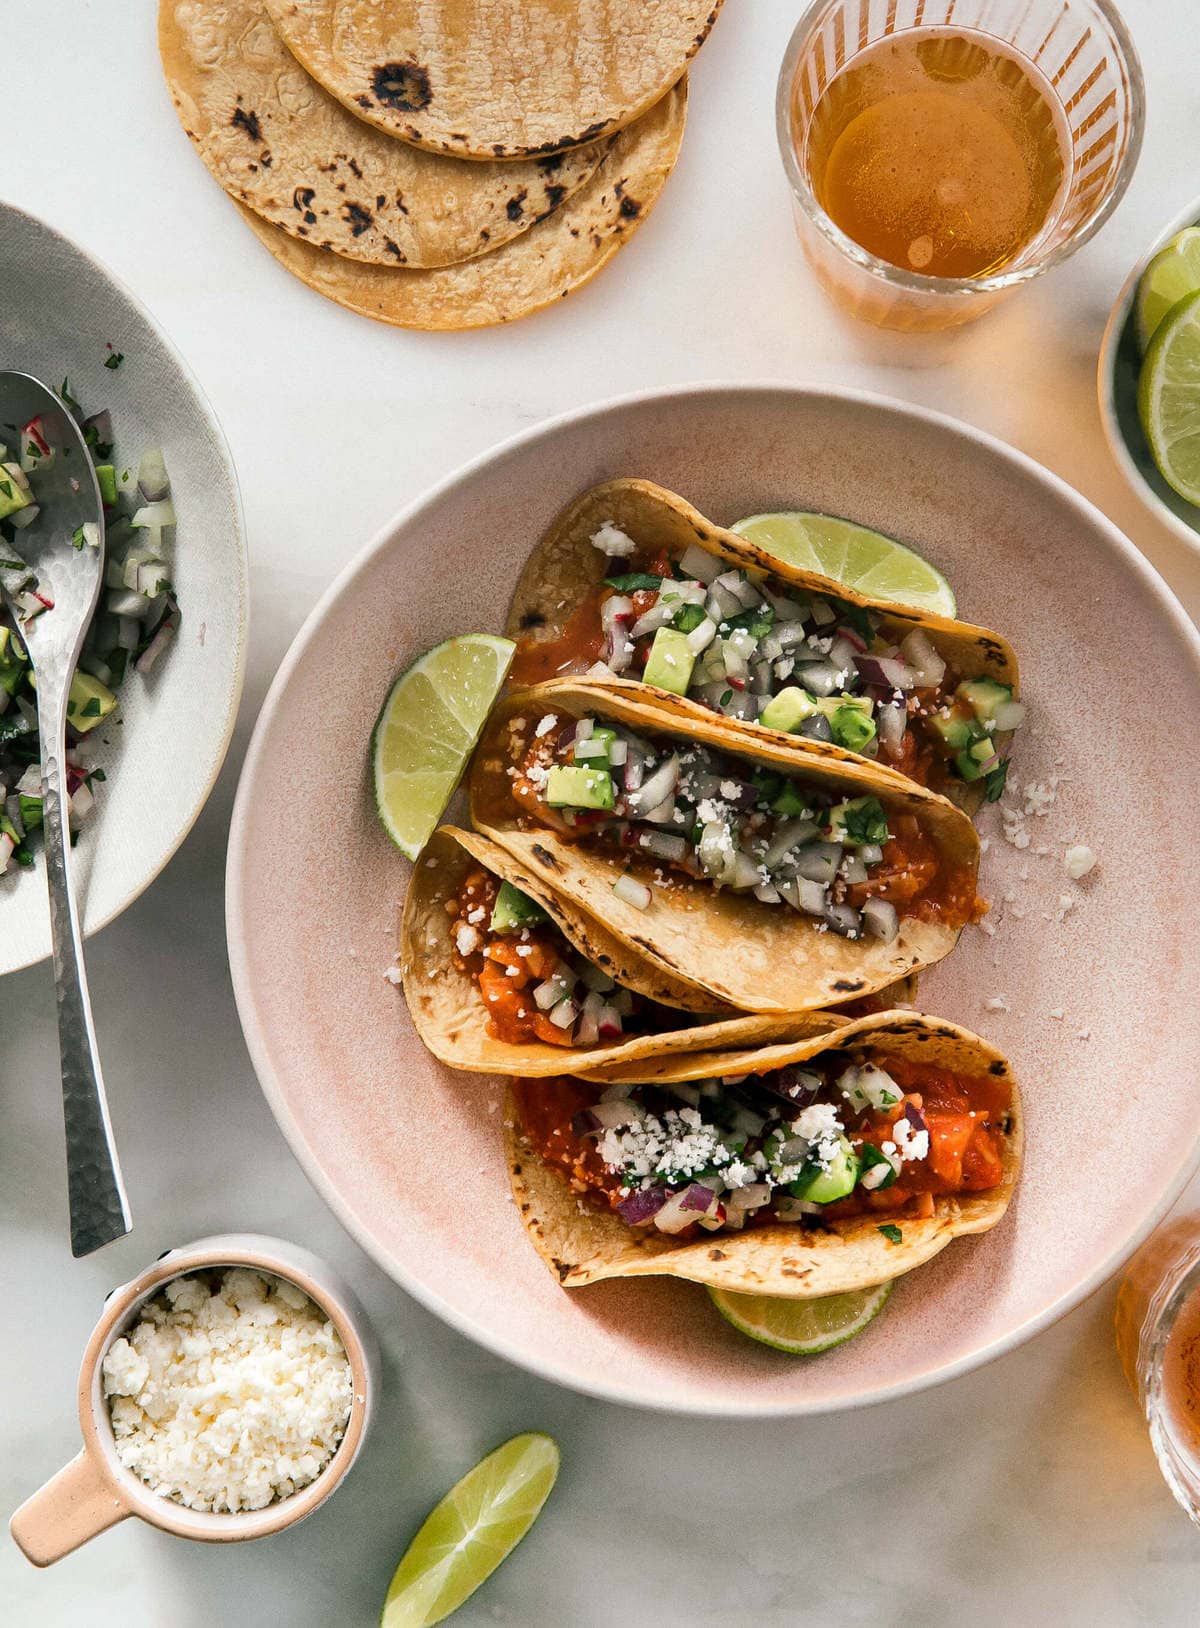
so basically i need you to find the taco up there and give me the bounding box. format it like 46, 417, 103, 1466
469, 681, 981, 1014
507, 479, 1022, 813
400, 828, 841, 1076
506, 1011, 1021, 1296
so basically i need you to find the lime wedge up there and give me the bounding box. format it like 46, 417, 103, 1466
372, 634, 514, 859
1136, 227, 1200, 353
1138, 288, 1200, 507
731, 511, 956, 618
380, 1433, 560, 1628
708, 1280, 893, 1354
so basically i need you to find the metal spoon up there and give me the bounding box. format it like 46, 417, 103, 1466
0, 371, 130, 1255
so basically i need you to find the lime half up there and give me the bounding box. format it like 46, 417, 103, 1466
381, 1433, 560, 1628
731, 511, 956, 618
1136, 227, 1200, 353
1138, 287, 1200, 507
372, 633, 514, 859
708, 1281, 893, 1355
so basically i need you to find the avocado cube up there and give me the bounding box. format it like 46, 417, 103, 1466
828, 702, 877, 750
64, 670, 118, 734
544, 764, 615, 811
928, 707, 979, 751
490, 880, 548, 933
772, 781, 812, 819
642, 627, 696, 697
95, 464, 118, 507
957, 677, 1012, 724
759, 686, 819, 734
0, 464, 32, 521
789, 1137, 861, 1203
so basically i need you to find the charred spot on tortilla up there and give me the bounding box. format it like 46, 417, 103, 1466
708, 1248, 728, 1261
531, 844, 559, 870
553, 1260, 573, 1283
519, 609, 545, 629
370, 61, 433, 112
231, 104, 262, 142
505, 189, 528, 221
832, 979, 864, 993
383, 239, 405, 261
990, 1060, 1008, 1076
539, 153, 566, 174
292, 186, 317, 225
343, 202, 373, 236
354, 94, 371, 109
614, 182, 641, 218
543, 184, 567, 212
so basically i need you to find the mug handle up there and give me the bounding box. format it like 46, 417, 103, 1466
10, 1450, 129, 1566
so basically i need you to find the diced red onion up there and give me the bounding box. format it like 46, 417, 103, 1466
855, 654, 918, 691
136, 446, 170, 502
796, 660, 842, 697
900, 628, 946, 688
877, 701, 908, 755
729, 851, 761, 891
597, 1005, 624, 1039
549, 998, 577, 1030
638, 797, 677, 826
824, 901, 862, 937
639, 830, 687, 862
764, 817, 820, 870
575, 1012, 600, 1046
678, 543, 721, 584
608, 738, 628, 766
835, 623, 868, 653
727, 1182, 772, 1212
685, 617, 717, 655
622, 739, 645, 791
135, 615, 178, 674
617, 1185, 670, 1224
623, 754, 679, 814
994, 700, 1026, 732
861, 898, 899, 943
715, 570, 760, 609
654, 1192, 702, 1233
9, 503, 39, 530
631, 600, 675, 639
613, 875, 652, 910
903, 1102, 928, 1136
534, 975, 569, 1011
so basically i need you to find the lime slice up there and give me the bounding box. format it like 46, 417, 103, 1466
731, 511, 956, 618
380, 1433, 560, 1628
708, 1280, 893, 1354
1136, 227, 1200, 353
1138, 288, 1200, 507
372, 633, 514, 859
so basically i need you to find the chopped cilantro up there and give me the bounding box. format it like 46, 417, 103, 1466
71, 525, 86, 550
104, 351, 124, 370
877, 1223, 903, 1244
841, 796, 889, 846
719, 689, 733, 707
671, 602, 707, 634
107, 648, 129, 686
984, 758, 1010, 803
604, 573, 661, 593
831, 598, 875, 646
88, 768, 107, 784
59, 377, 81, 413
725, 605, 775, 639
0, 480, 12, 500
859, 1144, 897, 1189
80, 697, 103, 718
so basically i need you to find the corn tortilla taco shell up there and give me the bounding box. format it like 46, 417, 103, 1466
232, 81, 685, 328
469, 680, 980, 1014
506, 1011, 1022, 1297
265, 0, 720, 159
507, 478, 1019, 814
401, 827, 844, 1077
158, 0, 606, 268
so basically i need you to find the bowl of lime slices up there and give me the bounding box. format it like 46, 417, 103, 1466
1099, 193, 1200, 550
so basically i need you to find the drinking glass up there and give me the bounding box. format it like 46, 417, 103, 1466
776, 0, 1145, 331
1114, 1214, 1200, 1526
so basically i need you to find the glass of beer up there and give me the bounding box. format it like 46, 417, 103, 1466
1115, 1214, 1200, 1526
777, 0, 1144, 331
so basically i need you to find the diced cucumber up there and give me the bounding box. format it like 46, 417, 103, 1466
789, 1137, 860, 1203
957, 677, 1012, 724
759, 687, 818, 733
95, 464, 118, 506
490, 880, 548, 933
574, 725, 616, 763
643, 627, 696, 696
544, 764, 615, 811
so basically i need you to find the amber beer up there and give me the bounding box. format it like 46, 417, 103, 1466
1115, 1215, 1200, 1524
804, 29, 1070, 281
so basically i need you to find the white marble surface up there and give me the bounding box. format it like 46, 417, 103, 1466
4, 2, 1200, 1621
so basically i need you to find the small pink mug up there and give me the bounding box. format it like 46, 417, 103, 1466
10, 1233, 378, 1566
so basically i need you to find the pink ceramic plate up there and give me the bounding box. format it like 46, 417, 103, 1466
227, 385, 1200, 1416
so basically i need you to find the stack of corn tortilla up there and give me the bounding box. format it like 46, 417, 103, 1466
159, 0, 723, 329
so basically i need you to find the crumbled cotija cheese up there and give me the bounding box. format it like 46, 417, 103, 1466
102, 1268, 352, 1514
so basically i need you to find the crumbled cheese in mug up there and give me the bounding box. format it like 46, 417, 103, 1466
102, 1269, 352, 1514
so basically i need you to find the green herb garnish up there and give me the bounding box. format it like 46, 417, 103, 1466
877, 1224, 903, 1244
984, 759, 1010, 803
841, 797, 889, 846
670, 602, 707, 634
59, 377, 81, 413
104, 351, 124, 370
859, 1144, 897, 1189
604, 573, 661, 593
